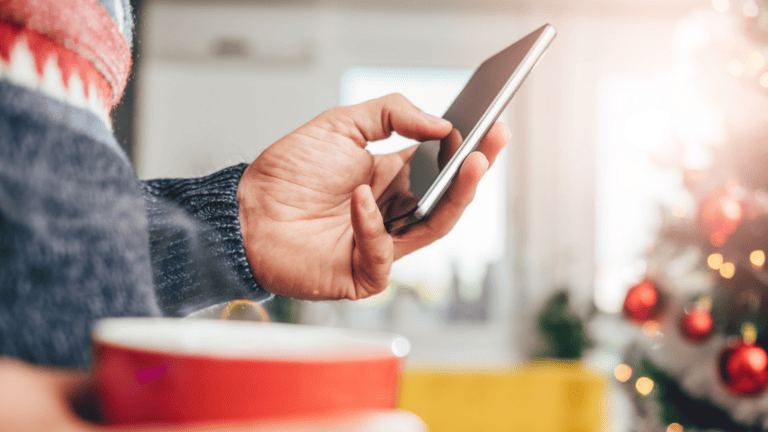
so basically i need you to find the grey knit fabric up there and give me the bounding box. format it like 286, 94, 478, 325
143, 164, 271, 317
0, 80, 268, 367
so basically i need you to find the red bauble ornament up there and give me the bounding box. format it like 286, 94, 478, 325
719, 341, 768, 396
699, 188, 743, 247
680, 308, 714, 343
623, 281, 663, 323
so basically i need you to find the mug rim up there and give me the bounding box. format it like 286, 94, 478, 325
92, 317, 411, 361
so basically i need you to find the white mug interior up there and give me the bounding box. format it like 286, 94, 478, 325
92, 318, 411, 361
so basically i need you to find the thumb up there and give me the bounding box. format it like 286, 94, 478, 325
350, 184, 394, 299
346, 93, 452, 145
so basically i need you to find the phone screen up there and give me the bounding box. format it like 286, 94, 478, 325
376, 26, 551, 232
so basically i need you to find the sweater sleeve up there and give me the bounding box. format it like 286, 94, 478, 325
140, 164, 271, 317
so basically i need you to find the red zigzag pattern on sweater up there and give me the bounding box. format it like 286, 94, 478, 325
0, 0, 131, 106
0, 20, 112, 107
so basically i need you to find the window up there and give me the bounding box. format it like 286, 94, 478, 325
295, 66, 512, 362
595, 74, 723, 313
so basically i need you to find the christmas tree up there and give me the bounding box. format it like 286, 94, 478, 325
535, 289, 594, 361
617, 2, 768, 431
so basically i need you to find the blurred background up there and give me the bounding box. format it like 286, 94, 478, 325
114, 0, 768, 430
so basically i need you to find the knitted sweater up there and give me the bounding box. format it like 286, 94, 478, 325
0, 0, 268, 367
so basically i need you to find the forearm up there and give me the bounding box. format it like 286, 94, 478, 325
141, 164, 270, 316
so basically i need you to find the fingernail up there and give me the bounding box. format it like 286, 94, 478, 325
362, 188, 376, 213
422, 111, 451, 127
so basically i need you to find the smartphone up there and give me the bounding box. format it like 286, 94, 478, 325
377, 24, 556, 234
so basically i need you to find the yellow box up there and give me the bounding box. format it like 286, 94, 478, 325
399, 361, 607, 432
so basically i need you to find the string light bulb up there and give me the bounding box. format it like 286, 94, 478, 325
742, 322, 758, 344
707, 253, 724, 270
750, 250, 766, 267
642, 321, 661, 337
667, 423, 683, 432
748, 52, 765, 69
719, 262, 736, 279
614, 364, 633, 382
760, 72, 768, 88
697, 294, 713, 311
636, 377, 655, 396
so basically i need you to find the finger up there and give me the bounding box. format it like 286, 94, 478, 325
376, 121, 508, 197
474, 121, 510, 167
0, 358, 91, 406
370, 145, 418, 197
344, 93, 452, 146
393, 151, 489, 259
350, 184, 394, 299
30, 365, 102, 427
438, 121, 508, 170
40, 366, 90, 393
0, 357, 88, 387
0, 358, 100, 432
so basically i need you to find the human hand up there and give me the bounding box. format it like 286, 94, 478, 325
0, 356, 98, 432
238, 93, 509, 300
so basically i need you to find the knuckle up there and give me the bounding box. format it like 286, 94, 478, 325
320, 106, 341, 118
368, 245, 393, 268
324, 106, 350, 123
322, 105, 355, 126
382, 92, 408, 105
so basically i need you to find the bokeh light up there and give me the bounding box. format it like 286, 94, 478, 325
220, 299, 270, 322
614, 364, 633, 382
743, 0, 760, 17
747, 52, 765, 73
751, 250, 766, 267
719, 262, 736, 279
722, 193, 743, 219
636, 377, 655, 396
742, 322, 758, 344
642, 321, 661, 337
391, 337, 411, 358
667, 423, 684, 432
760, 72, 768, 88
707, 253, 724, 270
697, 294, 713, 311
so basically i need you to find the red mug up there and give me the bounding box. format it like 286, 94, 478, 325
92, 318, 410, 425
